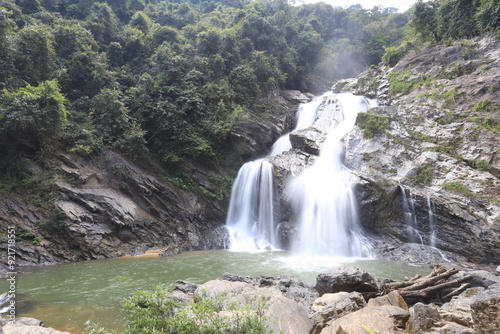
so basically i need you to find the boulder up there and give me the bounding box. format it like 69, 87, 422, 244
196, 279, 312, 334
310, 292, 366, 334
367, 291, 408, 310
410, 302, 442, 332
256, 275, 319, 311
316, 264, 380, 296
470, 283, 500, 334
440, 287, 485, 327
319, 305, 411, 334
1, 318, 70, 334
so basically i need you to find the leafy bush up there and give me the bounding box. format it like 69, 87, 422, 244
356, 112, 391, 138
119, 285, 272, 334
0, 80, 67, 155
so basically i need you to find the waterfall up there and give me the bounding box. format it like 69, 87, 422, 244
427, 196, 437, 248
287, 93, 373, 257
226, 95, 323, 251
226, 92, 374, 257
399, 185, 424, 244
226, 159, 277, 251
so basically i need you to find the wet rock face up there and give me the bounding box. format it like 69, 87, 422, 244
0, 151, 229, 268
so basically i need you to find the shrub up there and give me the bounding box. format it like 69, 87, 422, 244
356, 112, 391, 138
118, 285, 272, 334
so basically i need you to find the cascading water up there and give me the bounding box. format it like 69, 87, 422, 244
226, 159, 277, 251
226, 96, 324, 251
399, 185, 424, 244
427, 196, 437, 248
286, 93, 374, 257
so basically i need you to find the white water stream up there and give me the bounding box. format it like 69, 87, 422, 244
226, 92, 375, 259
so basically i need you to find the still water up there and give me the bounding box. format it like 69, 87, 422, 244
1, 250, 429, 333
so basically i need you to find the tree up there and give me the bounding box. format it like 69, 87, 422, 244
91, 89, 145, 154
475, 0, 500, 32
14, 26, 56, 85
0, 80, 67, 155
437, 0, 479, 40
411, 0, 441, 42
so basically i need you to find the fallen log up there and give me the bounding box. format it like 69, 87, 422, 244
379, 265, 473, 305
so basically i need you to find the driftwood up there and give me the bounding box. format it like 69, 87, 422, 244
379, 265, 473, 305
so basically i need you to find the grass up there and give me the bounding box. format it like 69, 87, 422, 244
387, 71, 415, 95
442, 181, 471, 195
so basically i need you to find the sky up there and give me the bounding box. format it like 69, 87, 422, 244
296, 0, 419, 12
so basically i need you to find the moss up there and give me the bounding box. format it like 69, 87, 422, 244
356, 112, 391, 138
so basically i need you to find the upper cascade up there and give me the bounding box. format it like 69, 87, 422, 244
287, 93, 374, 257
226, 91, 376, 257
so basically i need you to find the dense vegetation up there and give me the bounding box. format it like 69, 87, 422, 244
0, 0, 410, 173
0, 0, 498, 233
86, 285, 272, 334
382, 0, 500, 66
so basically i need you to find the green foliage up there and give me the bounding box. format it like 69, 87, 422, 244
441, 87, 462, 107
414, 166, 433, 185
469, 159, 490, 172
0, 0, 419, 172
442, 181, 471, 195
40, 208, 67, 233
14, 25, 56, 85
387, 71, 415, 95
356, 112, 391, 138
475, 0, 500, 32
0, 80, 67, 155
118, 285, 272, 334
382, 43, 410, 67
91, 89, 146, 155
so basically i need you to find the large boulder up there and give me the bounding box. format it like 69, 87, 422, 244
310, 292, 366, 334
319, 305, 411, 334
367, 291, 408, 310
410, 302, 442, 333
316, 264, 380, 296
470, 283, 500, 334
195, 279, 312, 334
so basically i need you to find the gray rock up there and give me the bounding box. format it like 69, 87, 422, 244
2, 317, 70, 334
496, 265, 500, 276
310, 292, 366, 334
410, 302, 442, 332
470, 283, 500, 334
316, 264, 380, 296
196, 279, 312, 334
220, 273, 256, 284
440, 288, 484, 327
173, 280, 199, 294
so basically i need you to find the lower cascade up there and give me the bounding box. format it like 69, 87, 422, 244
225, 92, 375, 258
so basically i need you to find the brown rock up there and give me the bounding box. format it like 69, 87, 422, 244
367, 291, 408, 310
320, 305, 410, 334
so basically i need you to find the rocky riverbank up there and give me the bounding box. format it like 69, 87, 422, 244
131, 264, 500, 334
